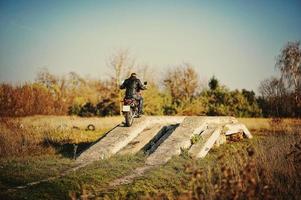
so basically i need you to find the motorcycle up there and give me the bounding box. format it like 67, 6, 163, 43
122, 81, 147, 127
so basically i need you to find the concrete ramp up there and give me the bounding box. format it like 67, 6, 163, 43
76, 116, 252, 166
76, 116, 184, 164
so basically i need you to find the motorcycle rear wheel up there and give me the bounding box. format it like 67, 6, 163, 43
125, 110, 134, 127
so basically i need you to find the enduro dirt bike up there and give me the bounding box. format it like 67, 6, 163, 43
122, 82, 147, 127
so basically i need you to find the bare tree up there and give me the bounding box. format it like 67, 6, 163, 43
276, 41, 301, 115
259, 77, 289, 117
164, 63, 200, 104
107, 49, 135, 115
136, 64, 156, 84
35, 68, 58, 89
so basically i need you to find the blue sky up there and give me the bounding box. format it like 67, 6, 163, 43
0, 0, 301, 92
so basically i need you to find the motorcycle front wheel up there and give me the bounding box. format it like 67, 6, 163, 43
125, 110, 134, 127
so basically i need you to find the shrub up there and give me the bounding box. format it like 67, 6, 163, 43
68, 104, 81, 115
78, 102, 96, 117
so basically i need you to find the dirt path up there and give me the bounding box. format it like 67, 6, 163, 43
109, 165, 154, 187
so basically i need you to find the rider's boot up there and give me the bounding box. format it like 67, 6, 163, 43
138, 110, 144, 117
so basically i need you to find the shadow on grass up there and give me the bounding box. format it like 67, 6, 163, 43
42, 124, 121, 159
42, 140, 92, 159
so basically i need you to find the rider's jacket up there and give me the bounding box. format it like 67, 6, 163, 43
120, 76, 146, 98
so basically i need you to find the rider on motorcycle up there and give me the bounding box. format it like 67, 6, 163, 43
120, 73, 146, 115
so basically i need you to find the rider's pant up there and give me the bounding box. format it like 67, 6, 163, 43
134, 95, 143, 114
139, 97, 144, 114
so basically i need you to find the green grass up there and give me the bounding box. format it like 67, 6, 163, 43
0, 153, 146, 200
0, 155, 72, 187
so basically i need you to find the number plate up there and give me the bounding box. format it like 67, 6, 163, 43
122, 105, 131, 112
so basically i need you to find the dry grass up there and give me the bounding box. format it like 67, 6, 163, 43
0, 118, 54, 157
238, 118, 271, 131
0, 116, 122, 158
238, 117, 301, 133
18, 115, 122, 131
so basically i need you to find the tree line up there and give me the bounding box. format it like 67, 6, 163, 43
258, 41, 301, 117
0, 42, 300, 118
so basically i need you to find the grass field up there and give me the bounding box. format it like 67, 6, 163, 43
0, 116, 300, 199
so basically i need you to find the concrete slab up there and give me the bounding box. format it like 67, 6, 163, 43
215, 133, 227, 147
144, 124, 179, 155
205, 116, 238, 125
190, 127, 223, 158
117, 124, 165, 155
145, 117, 208, 165
224, 123, 253, 138
189, 128, 215, 157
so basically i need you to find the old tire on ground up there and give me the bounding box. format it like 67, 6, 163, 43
125, 111, 134, 127
87, 124, 95, 131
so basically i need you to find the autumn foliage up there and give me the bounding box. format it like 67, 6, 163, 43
1, 41, 300, 118
0, 83, 60, 116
